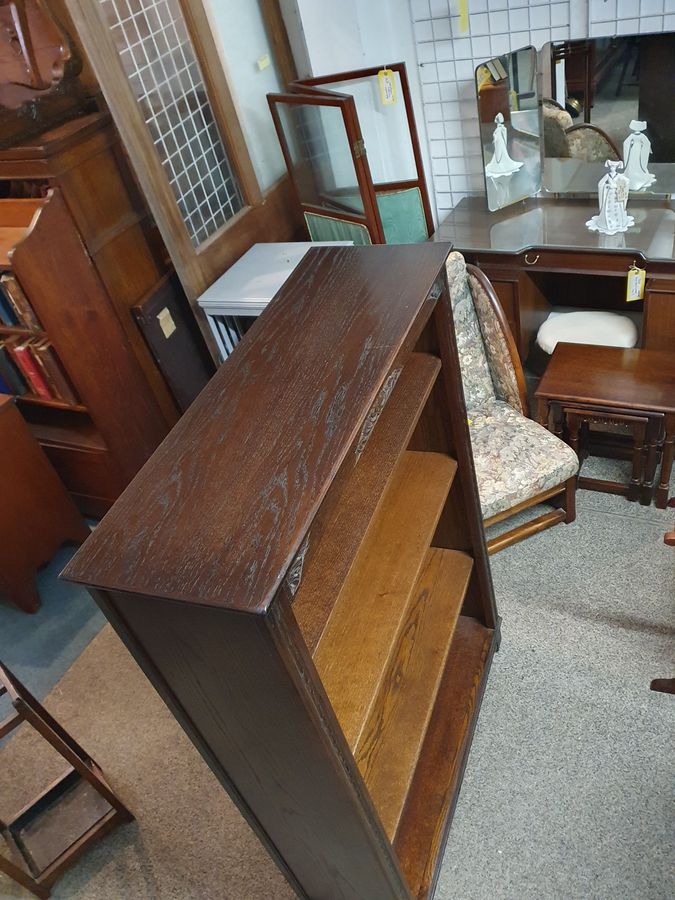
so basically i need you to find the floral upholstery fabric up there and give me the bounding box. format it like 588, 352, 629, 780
445, 252, 495, 409
446, 251, 579, 521
468, 402, 579, 520
567, 127, 620, 162
468, 272, 524, 415
543, 101, 573, 158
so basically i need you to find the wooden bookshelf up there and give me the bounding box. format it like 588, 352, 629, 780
1, 192, 170, 516
63, 245, 500, 899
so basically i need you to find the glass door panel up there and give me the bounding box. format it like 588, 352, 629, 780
328, 73, 418, 186
273, 102, 365, 215
268, 93, 384, 243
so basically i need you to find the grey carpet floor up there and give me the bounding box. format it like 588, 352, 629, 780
0, 541, 105, 700
1, 460, 673, 899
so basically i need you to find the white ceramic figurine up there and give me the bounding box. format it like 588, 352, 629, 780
484, 112, 523, 177
586, 160, 634, 235
623, 120, 656, 191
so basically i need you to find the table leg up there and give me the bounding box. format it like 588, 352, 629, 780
627, 419, 647, 503
656, 414, 674, 510
552, 403, 564, 439
640, 418, 661, 506
535, 397, 549, 428
567, 413, 581, 457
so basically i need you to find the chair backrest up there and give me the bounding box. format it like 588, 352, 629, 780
566, 124, 621, 162
445, 251, 527, 415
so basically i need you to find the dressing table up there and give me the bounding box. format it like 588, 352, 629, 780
433, 196, 675, 360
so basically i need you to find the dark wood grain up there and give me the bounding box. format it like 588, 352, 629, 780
536, 344, 675, 413
104, 587, 411, 900
63, 243, 452, 610
62, 245, 501, 900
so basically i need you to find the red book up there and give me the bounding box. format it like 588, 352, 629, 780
7, 340, 53, 400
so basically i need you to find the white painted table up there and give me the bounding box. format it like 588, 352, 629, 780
197, 242, 353, 361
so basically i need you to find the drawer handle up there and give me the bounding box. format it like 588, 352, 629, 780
524, 253, 540, 266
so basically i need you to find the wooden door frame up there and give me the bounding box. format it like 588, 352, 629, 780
65, 0, 300, 360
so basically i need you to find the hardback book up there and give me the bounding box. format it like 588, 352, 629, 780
32, 339, 79, 405
0, 287, 18, 326
0, 340, 27, 394
7, 339, 52, 400
0, 274, 42, 331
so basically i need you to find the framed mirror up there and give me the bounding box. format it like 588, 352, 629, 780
476, 46, 542, 212
541, 32, 675, 197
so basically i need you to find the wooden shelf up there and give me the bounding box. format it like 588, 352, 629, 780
17, 394, 87, 413
28, 418, 106, 453
0, 325, 46, 338
312, 450, 457, 749
394, 616, 496, 900
293, 352, 441, 651
356, 547, 473, 841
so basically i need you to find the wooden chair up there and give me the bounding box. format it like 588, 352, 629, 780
446, 252, 578, 553
542, 98, 621, 161
0, 662, 133, 898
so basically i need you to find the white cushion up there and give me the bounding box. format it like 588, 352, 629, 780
536, 310, 638, 355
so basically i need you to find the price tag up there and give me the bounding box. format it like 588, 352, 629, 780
157, 306, 177, 338
626, 265, 646, 302
377, 68, 396, 106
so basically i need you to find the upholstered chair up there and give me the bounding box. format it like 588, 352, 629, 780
446, 251, 579, 553
542, 98, 621, 162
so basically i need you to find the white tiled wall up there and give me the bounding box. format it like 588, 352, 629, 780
589, 0, 674, 35
410, 0, 671, 218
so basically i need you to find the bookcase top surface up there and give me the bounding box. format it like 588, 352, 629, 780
64, 243, 452, 612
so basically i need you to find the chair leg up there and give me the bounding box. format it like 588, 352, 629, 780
564, 476, 577, 524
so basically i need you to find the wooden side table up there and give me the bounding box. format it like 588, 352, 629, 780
0, 395, 89, 612
534, 344, 675, 508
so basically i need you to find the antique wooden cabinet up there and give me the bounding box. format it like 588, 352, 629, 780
64, 244, 499, 899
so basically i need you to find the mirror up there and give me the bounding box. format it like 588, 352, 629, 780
476, 46, 541, 212
541, 33, 675, 197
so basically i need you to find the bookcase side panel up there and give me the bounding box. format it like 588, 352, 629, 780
97, 588, 411, 900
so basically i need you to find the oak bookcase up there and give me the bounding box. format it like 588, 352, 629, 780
64, 244, 500, 900
1, 191, 169, 516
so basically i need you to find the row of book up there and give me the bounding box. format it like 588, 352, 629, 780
0, 337, 79, 405
0, 273, 42, 330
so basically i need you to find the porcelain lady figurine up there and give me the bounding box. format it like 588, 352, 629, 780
623, 120, 656, 191
484, 112, 523, 177
586, 160, 634, 235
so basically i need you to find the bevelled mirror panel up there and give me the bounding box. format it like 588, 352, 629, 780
541, 33, 675, 198
476, 46, 542, 212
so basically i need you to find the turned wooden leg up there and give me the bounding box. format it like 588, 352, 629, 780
641, 420, 661, 506
552, 402, 564, 439
627, 421, 647, 503
568, 415, 581, 457
656, 421, 674, 510
535, 396, 549, 428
